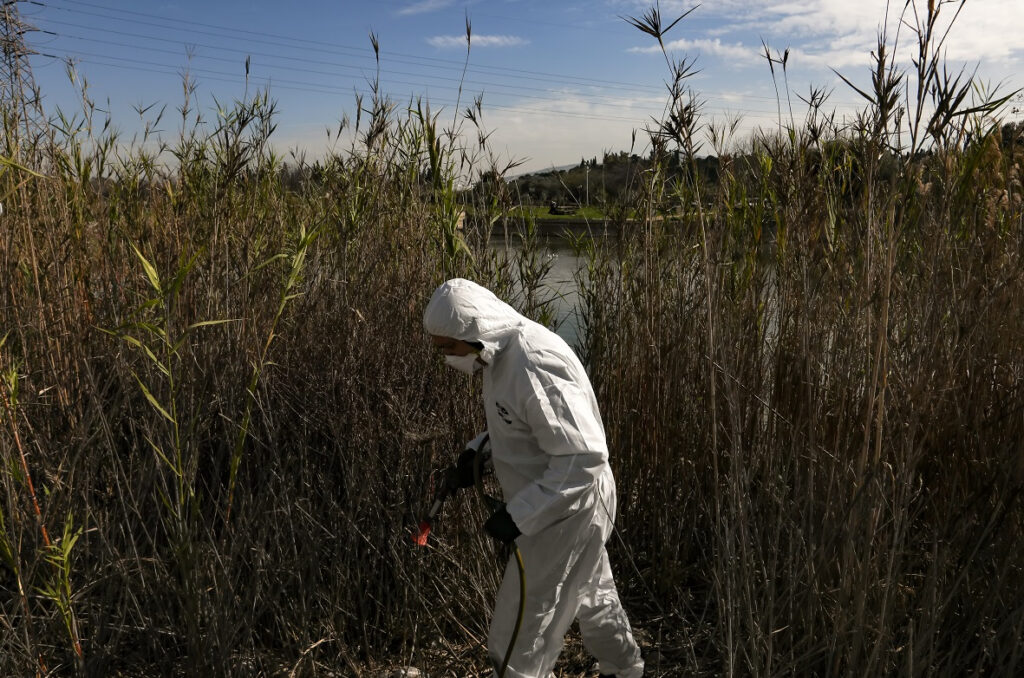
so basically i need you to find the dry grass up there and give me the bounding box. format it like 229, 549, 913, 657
1, 2, 1023, 676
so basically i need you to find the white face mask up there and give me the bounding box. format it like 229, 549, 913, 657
445, 352, 482, 374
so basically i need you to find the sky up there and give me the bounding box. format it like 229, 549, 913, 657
20, 0, 1024, 175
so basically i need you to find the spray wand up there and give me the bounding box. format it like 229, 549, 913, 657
411, 473, 453, 546
410, 437, 524, 678
411, 435, 489, 546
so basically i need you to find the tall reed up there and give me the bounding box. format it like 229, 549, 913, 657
1, 2, 1022, 676
575, 1, 1023, 675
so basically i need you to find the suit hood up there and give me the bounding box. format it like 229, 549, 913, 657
423, 278, 524, 361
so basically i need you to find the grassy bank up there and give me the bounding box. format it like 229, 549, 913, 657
2, 2, 1023, 676
507, 205, 607, 221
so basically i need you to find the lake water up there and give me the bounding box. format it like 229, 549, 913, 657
489, 237, 586, 349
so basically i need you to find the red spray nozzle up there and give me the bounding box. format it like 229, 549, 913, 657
412, 472, 453, 547
412, 520, 432, 546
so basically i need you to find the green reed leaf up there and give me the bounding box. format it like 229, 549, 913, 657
130, 244, 162, 295
132, 372, 174, 423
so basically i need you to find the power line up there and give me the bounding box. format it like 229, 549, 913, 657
44, 0, 669, 95
55, 47, 796, 127
41, 20, 852, 117
55, 50, 700, 125
40, 0, 869, 111
45, 22, 668, 110
54, 42, 794, 122
27, 1, 864, 130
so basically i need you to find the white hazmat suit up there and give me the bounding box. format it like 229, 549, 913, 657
424, 278, 645, 678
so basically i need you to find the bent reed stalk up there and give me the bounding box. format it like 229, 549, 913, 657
0, 2, 1023, 676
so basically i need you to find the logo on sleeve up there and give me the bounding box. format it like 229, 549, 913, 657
495, 402, 513, 425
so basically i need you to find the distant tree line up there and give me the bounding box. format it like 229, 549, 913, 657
192, 120, 1024, 212
476, 150, 722, 209
464, 120, 1024, 213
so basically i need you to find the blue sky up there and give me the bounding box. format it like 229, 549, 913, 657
24, 0, 1024, 174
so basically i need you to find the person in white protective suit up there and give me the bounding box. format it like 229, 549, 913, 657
423, 278, 645, 678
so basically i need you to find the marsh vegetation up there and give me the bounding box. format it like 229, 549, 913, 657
1, 1, 1023, 675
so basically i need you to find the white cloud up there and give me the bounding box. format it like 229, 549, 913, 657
622, 0, 1024, 71
630, 38, 760, 64
427, 34, 530, 49
474, 89, 792, 172
611, 0, 702, 14
397, 0, 454, 16
471, 97, 653, 175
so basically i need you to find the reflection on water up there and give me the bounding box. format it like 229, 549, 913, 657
489, 238, 586, 349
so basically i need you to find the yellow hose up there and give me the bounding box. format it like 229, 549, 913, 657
474, 441, 526, 678
502, 546, 526, 678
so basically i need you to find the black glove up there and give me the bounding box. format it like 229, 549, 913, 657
483, 504, 521, 544
444, 448, 478, 492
